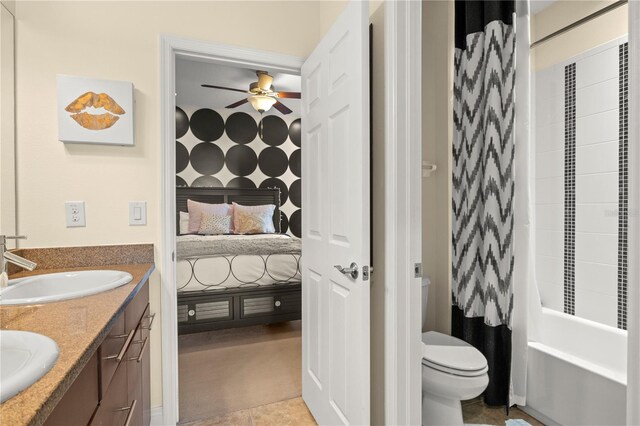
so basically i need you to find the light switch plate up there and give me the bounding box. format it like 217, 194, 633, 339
129, 201, 146, 226
65, 201, 86, 227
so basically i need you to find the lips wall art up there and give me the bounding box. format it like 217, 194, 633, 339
57, 75, 134, 145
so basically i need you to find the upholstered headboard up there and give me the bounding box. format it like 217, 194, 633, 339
176, 187, 282, 235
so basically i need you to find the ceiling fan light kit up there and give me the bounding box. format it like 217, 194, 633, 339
248, 94, 277, 113
201, 70, 301, 115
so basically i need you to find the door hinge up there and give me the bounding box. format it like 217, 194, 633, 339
172, 251, 175, 262
414, 263, 423, 278
363, 265, 370, 281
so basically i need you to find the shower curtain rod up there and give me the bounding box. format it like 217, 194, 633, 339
530, 0, 628, 48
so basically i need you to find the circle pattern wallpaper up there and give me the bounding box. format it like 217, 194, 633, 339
176, 107, 302, 237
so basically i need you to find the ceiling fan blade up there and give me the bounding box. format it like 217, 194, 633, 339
226, 98, 249, 109
272, 101, 293, 115
202, 84, 247, 94
275, 91, 301, 99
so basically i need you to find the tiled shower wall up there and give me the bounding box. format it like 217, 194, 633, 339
534, 37, 628, 329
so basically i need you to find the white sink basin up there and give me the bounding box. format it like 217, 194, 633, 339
0, 270, 133, 306
0, 330, 59, 403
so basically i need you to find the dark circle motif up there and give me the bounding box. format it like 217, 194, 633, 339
289, 149, 301, 177
192, 175, 223, 187
176, 141, 189, 173
190, 143, 225, 175
176, 176, 188, 187
176, 107, 189, 139
280, 212, 289, 234
289, 118, 301, 147
258, 147, 288, 177
226, 145, 258, 176
189, 108, 225, 142
289, 179, 302, 208
227, 177, 256, 189
225, 112, 258, 144
290, 209, 302, 238
259, 178, 289, 205
259, 115, 289, 146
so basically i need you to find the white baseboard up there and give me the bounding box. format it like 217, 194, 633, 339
150, 406, 165, 426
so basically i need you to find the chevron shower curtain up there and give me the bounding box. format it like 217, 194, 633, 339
452, 0, 516, 407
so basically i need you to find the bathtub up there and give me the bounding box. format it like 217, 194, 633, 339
522, 308, 627, 426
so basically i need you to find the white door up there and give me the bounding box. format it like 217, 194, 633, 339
301, 0, 370, 424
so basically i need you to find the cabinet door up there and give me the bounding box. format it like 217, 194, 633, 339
91, 363, 134, 426
99, 312, 127, 398
126, 324, 144, 426
44, 352, 99, 426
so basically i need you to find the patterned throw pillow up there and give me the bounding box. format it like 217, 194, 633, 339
232, 203, 276, 234
198, 213, 232, 235
187, 199, 230, 234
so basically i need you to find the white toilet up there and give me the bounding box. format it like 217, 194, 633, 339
421, 278, 489, 426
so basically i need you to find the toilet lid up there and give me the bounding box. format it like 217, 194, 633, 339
421, 332, 488, 377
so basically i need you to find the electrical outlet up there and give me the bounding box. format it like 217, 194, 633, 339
65, 201, 86, 227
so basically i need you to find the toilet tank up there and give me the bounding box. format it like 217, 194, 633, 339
422, 277, 431, 331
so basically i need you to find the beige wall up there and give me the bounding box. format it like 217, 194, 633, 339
532, 0, 628, 70
422, 0, 453, 335
13, 1, 328, 409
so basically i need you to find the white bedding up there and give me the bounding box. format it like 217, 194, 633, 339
176, 234, 301, 292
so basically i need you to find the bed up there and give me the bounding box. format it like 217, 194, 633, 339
176, 187, 301, 334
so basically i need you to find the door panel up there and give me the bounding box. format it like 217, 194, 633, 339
301, 0, 370, 424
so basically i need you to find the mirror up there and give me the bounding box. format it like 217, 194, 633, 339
0, 1, 15, 247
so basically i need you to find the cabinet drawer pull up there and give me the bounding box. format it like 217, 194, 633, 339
104, 329, 135, 362
116, 399, 137, 426
128, 336, 149, 363
142, 313, 155, 330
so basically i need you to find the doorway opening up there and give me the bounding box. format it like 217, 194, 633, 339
174, 57, 306, 424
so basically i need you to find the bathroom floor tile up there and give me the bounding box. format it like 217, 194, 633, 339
462, 397, 544, 426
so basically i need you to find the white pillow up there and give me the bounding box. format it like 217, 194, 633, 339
179, 211, 190, 235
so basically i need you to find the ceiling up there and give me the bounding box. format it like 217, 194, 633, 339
176, 57, 301, 116
530, 0, 557, 15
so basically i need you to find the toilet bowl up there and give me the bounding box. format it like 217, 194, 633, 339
421, 278, 489, 425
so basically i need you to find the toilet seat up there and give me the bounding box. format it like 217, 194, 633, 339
421, 331, 488, 378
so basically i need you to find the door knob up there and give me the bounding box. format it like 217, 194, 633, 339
334, 262, 359, 279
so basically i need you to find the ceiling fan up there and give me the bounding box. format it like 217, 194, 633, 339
201, 70, 301, 115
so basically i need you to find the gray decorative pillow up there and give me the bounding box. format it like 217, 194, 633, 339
198, 213, 231, 235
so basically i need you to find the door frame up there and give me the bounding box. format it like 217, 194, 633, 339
159, 34, 304, 425
158, 1, 423, 421
383, 1, 423, 425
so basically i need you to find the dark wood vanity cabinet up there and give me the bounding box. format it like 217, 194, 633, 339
44, 280, 152, 426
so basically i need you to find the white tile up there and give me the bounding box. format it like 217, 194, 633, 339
575, 173, 618, 204
576, 109, 619, 146
536, 150, 564, 179
575, 203, 619, 234
576, 141, 618, 175
575, 261, 618, 297
535, 121, 564, 153
575, 232, 618, 265
536, 230, 563, 258
576, 46, 619, 89
576, 78, 618, 118
536, 255, 563, 285
536, 94, 564, 127
536, 204, 564, 231
537, 281, 564, 312
575, 289, 617, 328
535, 177, 564, 205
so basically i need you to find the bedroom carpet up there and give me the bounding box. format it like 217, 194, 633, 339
178, 321, 302, 424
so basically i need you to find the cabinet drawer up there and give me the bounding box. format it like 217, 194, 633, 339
44, 352, 99, 426
91, 362, 135, 426
99, 312, 128, 398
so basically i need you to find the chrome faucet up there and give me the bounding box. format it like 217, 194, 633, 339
1, 235, 37, 278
